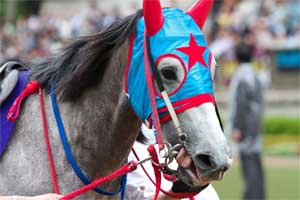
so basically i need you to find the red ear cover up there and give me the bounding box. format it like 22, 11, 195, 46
143, 0, 164, 36
186, 0, 214, 29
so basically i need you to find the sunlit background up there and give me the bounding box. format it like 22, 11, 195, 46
0, 0, 299, 199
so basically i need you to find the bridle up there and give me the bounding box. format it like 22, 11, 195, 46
143, 31, 224, 186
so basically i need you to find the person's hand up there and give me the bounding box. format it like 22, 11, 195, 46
0, 194, 62, 200
232, 129, 242, 142
32, 194, 62, 200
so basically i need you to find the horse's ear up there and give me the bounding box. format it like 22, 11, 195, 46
210, 55, 217, 81
186, 0, 214, 29
143, 0, 164, 36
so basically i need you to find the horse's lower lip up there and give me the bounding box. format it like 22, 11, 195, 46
203, 169, 226, 180
176, 148, 212, 186
185, 165, 211, 186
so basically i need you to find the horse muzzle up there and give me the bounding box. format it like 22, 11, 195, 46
176, 147, 232, 187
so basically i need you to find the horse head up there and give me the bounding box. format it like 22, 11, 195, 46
127, 0, 231, 191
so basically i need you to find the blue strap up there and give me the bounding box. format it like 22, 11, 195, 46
50, 83, 127, 197
120, 159, 127, 200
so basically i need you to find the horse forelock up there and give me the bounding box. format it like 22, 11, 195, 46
30, 10, 143, 102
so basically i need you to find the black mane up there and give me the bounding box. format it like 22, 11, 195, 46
30, 10, 142, 101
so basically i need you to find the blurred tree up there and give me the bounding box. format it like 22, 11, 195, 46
16, 0, 42, 18
1, 0, 42, 23
0, 0, 5, 21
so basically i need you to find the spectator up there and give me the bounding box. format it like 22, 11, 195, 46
228, 41, 265, 200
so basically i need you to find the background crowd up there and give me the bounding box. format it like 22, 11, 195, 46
0, 1, 122, 64
1, 0, 299, 85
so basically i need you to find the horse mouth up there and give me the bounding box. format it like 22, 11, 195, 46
176, 148, 225, 187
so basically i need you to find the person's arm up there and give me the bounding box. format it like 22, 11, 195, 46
232, 81, 249, 142
0, 193, 62, 200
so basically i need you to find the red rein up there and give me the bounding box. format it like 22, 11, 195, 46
59, 145, 197, 200
143, 30, 165, 150
39, 88, 60, 194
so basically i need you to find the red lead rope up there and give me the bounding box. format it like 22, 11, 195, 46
59, 161, 138, 200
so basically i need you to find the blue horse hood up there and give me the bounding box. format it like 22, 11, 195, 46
126, 8, 214, 124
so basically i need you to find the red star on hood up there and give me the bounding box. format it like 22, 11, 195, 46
176, 34, 207, 69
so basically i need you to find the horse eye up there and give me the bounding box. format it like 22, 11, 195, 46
161, 68, 177, 81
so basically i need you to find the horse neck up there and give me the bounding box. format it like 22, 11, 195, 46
58, 41, 140, 184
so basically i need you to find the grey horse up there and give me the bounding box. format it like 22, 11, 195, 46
0, 0, 231, 199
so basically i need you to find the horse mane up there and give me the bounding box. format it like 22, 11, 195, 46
30, 10, 143, 101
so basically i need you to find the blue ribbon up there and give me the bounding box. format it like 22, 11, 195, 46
50, 83, 127, 198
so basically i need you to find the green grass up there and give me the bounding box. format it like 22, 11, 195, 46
266, 167, 300, 200
213, 164, 300, 200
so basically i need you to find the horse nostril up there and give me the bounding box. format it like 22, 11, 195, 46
195, 154, 216, 169
222, 165, 229, 172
